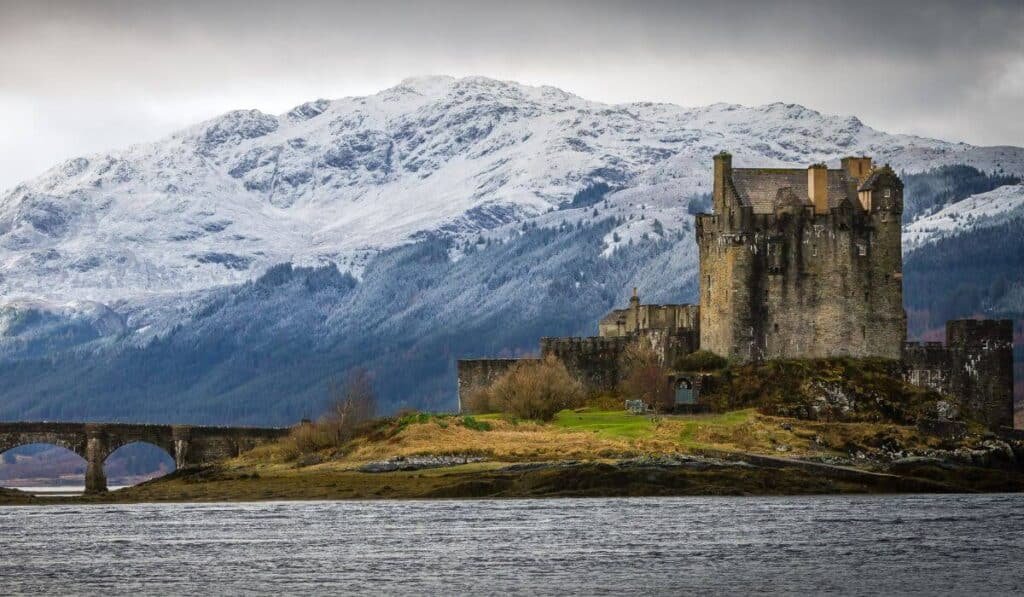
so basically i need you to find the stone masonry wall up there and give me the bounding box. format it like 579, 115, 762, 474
903, 341, 952, 395
903, 320, 1014, 430
946, 319, 1014, 430
698, 155, 904, 362
456, 358, 537, 412
540, 336, 633, 394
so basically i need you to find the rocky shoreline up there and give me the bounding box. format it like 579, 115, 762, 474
3, 449, 1022, 505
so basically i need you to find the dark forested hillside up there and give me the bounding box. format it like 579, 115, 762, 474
901, 165, 1019, 224
904, 215, 1024, 336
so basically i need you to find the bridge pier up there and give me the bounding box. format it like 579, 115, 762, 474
172, 425, 193, 469
84, 426, 110, 494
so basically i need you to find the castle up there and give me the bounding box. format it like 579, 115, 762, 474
458, 153, 1015, 430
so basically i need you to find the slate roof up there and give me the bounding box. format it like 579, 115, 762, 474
730, 168, 860, 214
856, 166, 901, 192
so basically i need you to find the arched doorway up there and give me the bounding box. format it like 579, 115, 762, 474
675, 377, 695, 406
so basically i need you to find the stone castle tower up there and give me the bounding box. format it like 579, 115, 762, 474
695, 152, 906, 362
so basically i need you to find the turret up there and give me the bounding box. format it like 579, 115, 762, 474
629, 287, 640, 333
858, 164, 903, 215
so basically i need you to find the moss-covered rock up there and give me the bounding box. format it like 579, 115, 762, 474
703, 358, 947, 424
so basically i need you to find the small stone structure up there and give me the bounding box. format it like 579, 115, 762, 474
0, 421, 288, 493
903, 319, 1014, 429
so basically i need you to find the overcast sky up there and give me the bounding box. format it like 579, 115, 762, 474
1, 0, 1022, 190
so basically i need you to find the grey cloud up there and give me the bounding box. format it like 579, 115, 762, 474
0, 0, 1021, 188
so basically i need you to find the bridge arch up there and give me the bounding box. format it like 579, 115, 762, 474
0, 443, 87, 489
103, 441, 177, 487
0, 422, 289, 493
0, 430, 86, 460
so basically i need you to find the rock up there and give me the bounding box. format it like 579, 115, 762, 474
359, 454, 486, 473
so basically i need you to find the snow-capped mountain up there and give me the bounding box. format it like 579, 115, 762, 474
0, 75, 1021, 423
3, 75, 1023, 306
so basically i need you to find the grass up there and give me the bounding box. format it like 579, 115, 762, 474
7, 406, 1016, 504
677, 409, 756, 448
243, 407, 951, 474
553, 408, 656, 439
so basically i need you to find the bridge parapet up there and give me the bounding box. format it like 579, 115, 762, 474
0, 422, 290, 493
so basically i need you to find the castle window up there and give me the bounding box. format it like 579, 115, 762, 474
864, 291, 869, 302
774, 323, 779, 333
884, 188, 892, 198
861, 325, 866, 338
858, 243, 867, 256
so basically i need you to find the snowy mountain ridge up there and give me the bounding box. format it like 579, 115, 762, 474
3, 75, 1023, 312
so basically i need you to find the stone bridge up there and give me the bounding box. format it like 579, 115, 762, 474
0, 422, 290, 493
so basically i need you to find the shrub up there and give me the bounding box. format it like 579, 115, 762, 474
460, 416, 492, 432
674, 350, 728, 372
465, 356, 585, 421
619, 343, 674, 412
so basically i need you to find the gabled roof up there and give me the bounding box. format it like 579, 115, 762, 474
857, 165, 902, 192
730, 168, 860, 214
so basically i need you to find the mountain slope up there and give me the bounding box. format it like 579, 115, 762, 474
4, 76, 1023, 305
0, 76, 1022, 423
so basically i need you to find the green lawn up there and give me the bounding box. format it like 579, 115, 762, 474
552, 408, 656, 439
477, 407, 758, 445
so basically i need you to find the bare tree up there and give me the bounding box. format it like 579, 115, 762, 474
325, 368, 377, 443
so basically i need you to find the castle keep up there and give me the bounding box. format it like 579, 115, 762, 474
457, 154, 1016, 430
697, 153, 905, 362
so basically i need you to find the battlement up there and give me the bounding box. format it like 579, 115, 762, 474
946, 319, 1013, 349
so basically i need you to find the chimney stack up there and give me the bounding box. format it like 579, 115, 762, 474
713, 151, 732, 214
840, 156, 873, 182
808, 163, 829, 215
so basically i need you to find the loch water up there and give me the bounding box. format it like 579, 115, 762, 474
1, 494, 1022, 595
